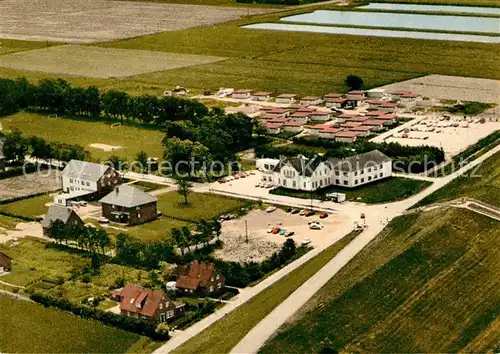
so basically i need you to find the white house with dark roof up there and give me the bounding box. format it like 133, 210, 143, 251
259, 150, 392, 191
61, 160, 120, 195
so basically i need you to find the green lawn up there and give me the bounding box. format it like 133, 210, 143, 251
0, 214, 24, 230
271, 177, 432, 204
0, 238, 149, 302
0, 294, 141, 353
417, 151, 500, 208
124, 217, 193, 242
261, 207, 500, 353
0, 194, 52, 219
131, 180, 168, 192
173, 230, 359, 354
0, 111, 165, 161
157, 192, 250, 222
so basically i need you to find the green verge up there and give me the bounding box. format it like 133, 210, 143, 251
0, 194, 52, 219
416, 151, 500, 208
0, 293, 142, 353
271, 177, 432, 204
0, 214, 24, 230
173, 230, 359, 354
0, 39, 58, 56
260, 207, 500, 353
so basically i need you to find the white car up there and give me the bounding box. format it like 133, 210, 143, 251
265, 183, 274, 188
266, 206, 277, 213
267, 227, 275, 233
309, 222, 323, 230
98, 217, 109, 224
301, 238, 312, 246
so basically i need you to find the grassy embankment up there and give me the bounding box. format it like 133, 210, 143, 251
0, 293, 143, 353
417, 151, 500, 208
261, 207, 500, 353
173, 230, 360, 354
271, 177, 432, 204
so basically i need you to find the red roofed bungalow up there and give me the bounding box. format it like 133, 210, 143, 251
349, 125, 373, 137
345, 116, 369, 123
363, 119, 388, 131
232, 89, 253, 99
267, 108, 290, 118
112, 284, 185, 323
341, 122, 363, 129
318, 127, 342, 139
251, 92, 273, 102
325, 97, 348, 109
335, 131, 360, 143
175, 261, 225, 296
281, 121, 304, 133
267, 117, 291, 123
300, 96, 323, 106
296, 106, 316, 113
276, 93, 297, 104
290, 111, 311, 124
324, 93, 344, 99
365, 111, 384, 117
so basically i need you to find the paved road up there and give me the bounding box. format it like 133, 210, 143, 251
230, 144, 500, 354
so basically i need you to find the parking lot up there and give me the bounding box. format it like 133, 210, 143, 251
214, 208, 351, 263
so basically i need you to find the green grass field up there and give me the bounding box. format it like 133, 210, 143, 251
0, 39, 57, 56
173, 231, 359, 354
271, 177, 432, 204
0, 238, 149, 302
261, 207, 500, 353
0, 112, 165, 161
0, 293, 141, 353
130, 180, 168, 192
157, 192, 250, 222
0, 194, 52, 219
0, 214, 24, 230
417, 151, 500, 208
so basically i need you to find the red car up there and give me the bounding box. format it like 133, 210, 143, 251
272, 227, 281, 234
304, 210, 315, 217
217, 179, 226, 183
319, 212, 328, 219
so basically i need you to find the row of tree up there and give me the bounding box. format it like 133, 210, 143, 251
0, 77, 209, 125
1, 129, 90, 164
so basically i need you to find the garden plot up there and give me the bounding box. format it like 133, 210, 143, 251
0, 170, 61, 201
0, 0, 273, 43
0, 45, 227, 78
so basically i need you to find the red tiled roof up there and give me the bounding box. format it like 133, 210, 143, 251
345, 116, 369, 122
259, 106, 275, 111
363, 119, 386, 126
336, 131, 360, 138
325, 98, 347, 103
252, 92, 272, 96
338, 113, 356, 119
390, 90, 412, 95
267, 117, 290, 123
233, 89, 252, 94
176, 261, 218, 291
365, 100, 384, 105
379, 113, 397, 119
291, 112, 312, 118
310, 111, 330, 116
400, 93, 420, 98
264, 123, 283, 129
341, 122, 362, 128
350, 125, 372, 131
116, 284, 166, 317
296, 107, 316, 112
380, 102, 397, 108
288, 104, 302, 109
282, 122, 304, 127
259, 114, 279, 120
321, 127, 341, 133
365, 111, 384, 117
268, 108, 290, 114
277, 93, 297, 98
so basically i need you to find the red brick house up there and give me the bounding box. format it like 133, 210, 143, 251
111, 284, 185, 323
175, 261, 225, 296
99, 185, 157, 225
0, 251, 12, 272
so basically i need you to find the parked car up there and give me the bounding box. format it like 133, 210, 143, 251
267, 227, 275, 233
309, 223, 323, 230
304, 210, 315, 217
279, 229, 287, 235
360, 213, 366, 219
98, 217, 109, 224
255, 183, 261, 187
272, 227, 281, 234
218, 179, 226, 183
319, 212, 328, 219
157, 211, 163, 217
301, 238, 312, 245
266, 206, 277, 213
285, 231, 295, 237
286, 207, 293, 213
299, 209, 306, 216
291, 208, 300, 214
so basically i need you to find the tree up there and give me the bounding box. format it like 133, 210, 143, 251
181, 226, 192, 252
158, 261, 172, 282
177, 178, 192, 205
136, 151, 148, 173
3, 129, 28, 164
101, 90, 129, 120
155, 323, 170, 337
345, 74, 363, 90
107, 155, 126, 171
211, 218, 222, 241
171, 228, 186, 256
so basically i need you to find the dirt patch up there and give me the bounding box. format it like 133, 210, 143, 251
0, 45, 227, 78
379, 75, 500, 104
0, 170, 61, 201
90, 143, 123, 152
214, 209, 348, 262
0, 0, 274, 43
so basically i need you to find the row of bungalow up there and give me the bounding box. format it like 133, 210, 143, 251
230, 89, 422, 110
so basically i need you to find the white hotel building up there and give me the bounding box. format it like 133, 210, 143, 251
257, 150, 392, 191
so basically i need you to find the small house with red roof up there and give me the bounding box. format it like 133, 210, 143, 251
318, 127, 342, 139
325, 97, 348, 109
275, 93, 297, 104
335, 131, 360, 143
232, 89, 253, 99
175, 261, 225, 296
300, 96, 323, 106
111, 284, 185, 323
251, 92, 273, 102
378, 102, 397, 113
341, 122, 363, 129
324, 93, 344, 99
349, 125, 373, 137
263, 123, 283, 134
281, 121, 304, 133
347, 90, 366, 99
363, 119, 389, 131
290, 112, 311, 124
267, 108, 290, 118
345, 95, 365, 107
309, 111, 331, 122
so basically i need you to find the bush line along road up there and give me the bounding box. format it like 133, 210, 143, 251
153, 145, 500, 353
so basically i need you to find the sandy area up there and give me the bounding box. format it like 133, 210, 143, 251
379, 75, 500, 104
214, 208, 349, 263
0, 222, 45, 244
0, 169, 61, 201
90, 143, 123, 152
0, 0, 274, 43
